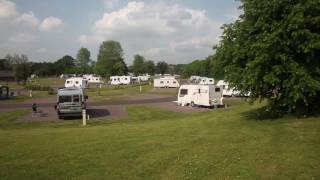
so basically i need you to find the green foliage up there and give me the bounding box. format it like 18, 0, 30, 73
11, 54, 30, 84
95, 40, 128, 77
183, 59, 210, 77
214, 0, 320, 116
0, 58, 11, 70
76, 47, 91, 73
132, 54, 146, 76
54, 55, 76, 75
156, 61, 169, 75
144, 60, 156, 75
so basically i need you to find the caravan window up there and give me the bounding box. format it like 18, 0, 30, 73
75, 81, 79, 84
180, 89, 188, 96
160, 81, 164, 84
173, 81, 176, 84
222, 85, 226, 89
66, 81, 70, 84
215, 87, 221, 92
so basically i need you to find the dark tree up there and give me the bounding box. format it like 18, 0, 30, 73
156, 61, 169, 75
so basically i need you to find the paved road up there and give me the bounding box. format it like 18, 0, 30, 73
0, 96, 176, 110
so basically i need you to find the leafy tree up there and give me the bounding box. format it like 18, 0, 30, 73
214, 0, 320, 116
11, 54, 30, 84
183, 60, 210, 77
76, 47, 91, 73
0, 58, 11, 70
156, 61, 169, 75
54, 55, 76, 75
95, 40, 127, 77
114, 61, 128, 75
144, 60, 156, 75
132, 54, 146, 75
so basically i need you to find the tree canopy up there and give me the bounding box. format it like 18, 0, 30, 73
95, 40, 127, 77
156, 61, 169, 75
214, 0, 320, 116
76, 47, 91, 73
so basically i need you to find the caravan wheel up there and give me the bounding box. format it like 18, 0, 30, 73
190, 101, 195, 107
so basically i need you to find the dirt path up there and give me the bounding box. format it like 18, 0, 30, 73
0, 96, 176, 110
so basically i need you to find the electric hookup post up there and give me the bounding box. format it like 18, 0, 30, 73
82, 109, 87, 126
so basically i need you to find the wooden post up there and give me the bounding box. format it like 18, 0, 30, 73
82, 109, 87, 126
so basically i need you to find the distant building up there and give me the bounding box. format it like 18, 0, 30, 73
0, 71, 15, 82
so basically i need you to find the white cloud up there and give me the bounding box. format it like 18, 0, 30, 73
14, 11, 40, 28
9, 33, 38, 43
79, 1, 222, 63
0, 0, 18, 21
40, 17, 63, 31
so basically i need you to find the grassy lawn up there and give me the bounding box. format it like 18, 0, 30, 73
0, 100, 319, 179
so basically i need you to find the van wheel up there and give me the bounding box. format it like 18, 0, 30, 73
190, 101, 195, 107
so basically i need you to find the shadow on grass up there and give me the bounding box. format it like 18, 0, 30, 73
241, 106, 280, 121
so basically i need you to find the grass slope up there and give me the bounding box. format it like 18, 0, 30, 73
0, 101, 319, 179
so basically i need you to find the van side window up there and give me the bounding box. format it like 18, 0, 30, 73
180, 89, 188, 96
215, 88, 221, 92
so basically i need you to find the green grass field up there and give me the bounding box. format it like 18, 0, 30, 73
0, 99, 319, 179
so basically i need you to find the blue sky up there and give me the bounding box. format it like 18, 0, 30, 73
0, 0, 241, 64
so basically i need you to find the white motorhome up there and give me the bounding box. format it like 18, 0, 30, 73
110, 76, 132, 85
216, 80, 240, 97
177, 84, 224, 107
83, 74, 103, 84
65, 77, 88, 89
154, 77, 180, 88
199, 77, 214, 85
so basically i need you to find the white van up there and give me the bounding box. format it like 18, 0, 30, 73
177, 84, 223, 107
154, 77, 180, 88
56, 87, 87, 119
65, 77, 88, 89
216, 80, 241, 97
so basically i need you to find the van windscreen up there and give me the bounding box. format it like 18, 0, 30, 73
59, 96, 72, 103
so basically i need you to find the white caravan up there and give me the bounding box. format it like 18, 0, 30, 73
138, 74, 150, 82
110, 76, 132, 85
177, 84, 224, 107
83, 74, 103, 84
65, 77, 88, 89
199, 77, 214, 85
154, 77, 180, 88
216, 80, 242, 96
